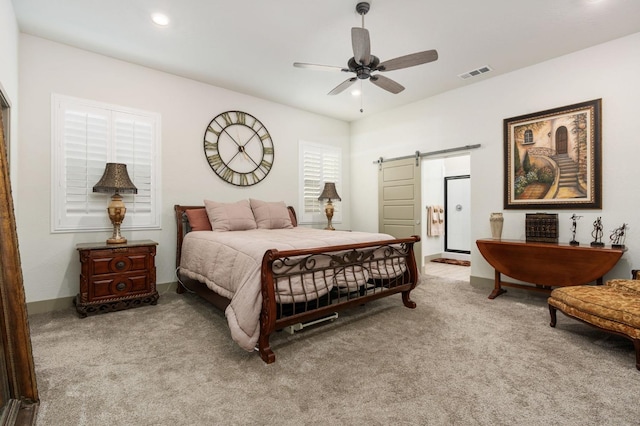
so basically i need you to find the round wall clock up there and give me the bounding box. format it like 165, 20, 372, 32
203, 111, 274, 186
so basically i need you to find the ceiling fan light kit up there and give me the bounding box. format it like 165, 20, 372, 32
293, 1, 438, 99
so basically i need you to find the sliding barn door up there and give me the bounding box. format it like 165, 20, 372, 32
378, 157, 422, 267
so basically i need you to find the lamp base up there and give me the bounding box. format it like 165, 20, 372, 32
106, 193, 128, 245
107, 236, 127, 245
324, 201, 335, 231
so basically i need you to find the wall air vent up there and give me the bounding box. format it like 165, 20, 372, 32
458, 65, 493, 80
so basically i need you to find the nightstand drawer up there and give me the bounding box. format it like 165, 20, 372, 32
91, 253, 148, 274
91, 273, 151, 300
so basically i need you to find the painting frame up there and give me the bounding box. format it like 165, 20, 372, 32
504, 99, 602, 209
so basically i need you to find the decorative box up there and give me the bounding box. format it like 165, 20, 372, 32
525, 213, 558, 243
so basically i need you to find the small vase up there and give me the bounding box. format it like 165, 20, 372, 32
490, 213, 504, 239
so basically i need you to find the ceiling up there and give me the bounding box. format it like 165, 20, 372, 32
11, 0, 640, 122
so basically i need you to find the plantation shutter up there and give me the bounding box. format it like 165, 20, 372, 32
56, 103, 111, 229
52, 95, 161, 232
113, 112, 156, 227
299, 141, 342, 224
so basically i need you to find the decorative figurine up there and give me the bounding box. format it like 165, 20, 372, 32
610, 223, 628, 249
569, 214, 582, 246
590, 216, 604, 247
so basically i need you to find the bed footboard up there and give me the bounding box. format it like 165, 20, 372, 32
258, 236, 420, 364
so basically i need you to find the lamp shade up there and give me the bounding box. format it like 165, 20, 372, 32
93, 163, 138, 194
318, 182, 341, 201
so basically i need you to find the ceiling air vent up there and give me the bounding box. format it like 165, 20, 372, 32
458, 65, 493, 80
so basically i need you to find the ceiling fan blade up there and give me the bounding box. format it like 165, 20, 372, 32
370, 75, 405, 94
293, 62, 348, 72
328, 78, 357, 95
351, 27, 371, 66
377, 49, 438, 72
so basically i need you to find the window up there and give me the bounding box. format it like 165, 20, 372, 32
523, 129, 534, 144
51, 94, 161, 232
298, 141, 342, 224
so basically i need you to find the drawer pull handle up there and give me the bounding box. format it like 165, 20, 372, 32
115, 261, 126, 270
116, 282, 126, 291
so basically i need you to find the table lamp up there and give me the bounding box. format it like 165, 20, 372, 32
318, 182, 341, 230
93, 163, 137, 244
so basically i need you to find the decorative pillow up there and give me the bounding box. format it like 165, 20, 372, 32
250, 199, 294, 229
204, 199, 257, 231
185, 208, 212, 231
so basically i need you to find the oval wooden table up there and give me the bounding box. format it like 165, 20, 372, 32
476, 238, 626, 299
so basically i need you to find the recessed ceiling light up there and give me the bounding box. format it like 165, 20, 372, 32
351, 89, 361, 97
151, 13, 170, 27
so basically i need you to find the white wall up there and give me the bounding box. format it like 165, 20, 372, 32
422, 157, 445, 257
351, 32, 640, 282
18, 34, 350, 303
0, 0, 19, 192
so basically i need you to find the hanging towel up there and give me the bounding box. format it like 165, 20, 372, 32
427, 205, 443, 237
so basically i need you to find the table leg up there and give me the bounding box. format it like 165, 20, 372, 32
488, 269, 507, 299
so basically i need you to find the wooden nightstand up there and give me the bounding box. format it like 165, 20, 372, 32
74, 240, 159, 317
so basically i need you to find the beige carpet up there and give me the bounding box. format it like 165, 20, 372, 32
29, 276, 639, 425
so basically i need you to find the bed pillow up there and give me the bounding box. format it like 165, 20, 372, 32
250, 199, 294, 229
204, 199, 257, 231
185, 208, 212, 231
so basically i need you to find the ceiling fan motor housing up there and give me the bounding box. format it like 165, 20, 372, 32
348, 56, 380, 79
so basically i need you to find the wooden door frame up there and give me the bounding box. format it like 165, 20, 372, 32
0, 92, 39, 424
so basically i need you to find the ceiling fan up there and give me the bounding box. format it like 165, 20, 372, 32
293, 1, 438, 96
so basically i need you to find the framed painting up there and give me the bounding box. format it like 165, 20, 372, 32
504, 99, 602, 209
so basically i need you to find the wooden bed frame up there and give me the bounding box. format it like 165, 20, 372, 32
174, 204, 420, 363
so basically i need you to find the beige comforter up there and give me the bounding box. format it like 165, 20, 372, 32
179, 227, 404, 351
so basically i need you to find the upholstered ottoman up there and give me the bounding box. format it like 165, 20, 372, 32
548, 279, 640, 371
